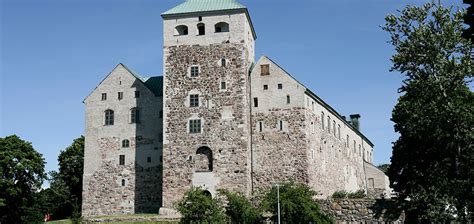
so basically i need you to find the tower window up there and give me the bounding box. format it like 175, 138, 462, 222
215, 22, 229, 33
333, 121, 336, 137
197, 23, 205, 35
104, 110, 114, 126
346, 135, 349, 147
190, 94, 199, 107
131, 108, 139, 123
338, 124, 341, 139
190, 66, 199, 77
121, 179, 126, 186
220, 81, 226, 90
321, 112, 325, 129
327, 116, 331, 132
189, 119, 202, 134
175, 25, 188, 36
278, 84, 283, 89
119, 155, 125, 165
253, 97, 258, 107
287, 95, 291, 104
259, 122, 263, 132
122, 139, 130, 148
221, 58, 226, 67
279, 120, 283, 131
263, 85, 268, 90
118, 92, 123, 100
260, 64, 270, 76
101, 93, 107, 101
198, 16, 202, 21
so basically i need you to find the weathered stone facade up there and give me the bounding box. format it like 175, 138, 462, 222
82, 0, 390, 217
319, 199, 405, 223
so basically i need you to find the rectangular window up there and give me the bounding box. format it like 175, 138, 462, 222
119, 155, 125, 165
259, 122, 263, 132
121, 179, 126, 186
189, 119, 202, 133
260, 64, 270, 76
312, 102, 315, 111
321, 112, 325, 129
327, 116, 331, 132
131, 108, 139, 123
190, 66, 199, 77
101, 93, 107, 101
333, 121, 336, 137
263, 85, 268, 90
279, 120, 283, 131
287, 95, 291, 104
253, 97, 258, 107
135, 91, 140, 98
346, 135, 349, 147
190, 94, 199, 107
147, 157, 151, 163
278, 84, 283, 89
338, 125, 341, 139
118, 92, 123, 100
221, 81, 226, 90
354, 141, 357, 153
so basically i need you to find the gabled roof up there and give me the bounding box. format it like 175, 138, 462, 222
162, 0, 246, 16
83, 63, 163, 103
252, 56, 374, 147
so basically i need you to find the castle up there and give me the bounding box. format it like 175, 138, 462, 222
82, 0, 390, 217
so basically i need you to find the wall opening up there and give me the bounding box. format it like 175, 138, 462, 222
197, 23, 205, 35
175, 25, 188, 36
215, 22, 229, 33
195, 147, 213, 172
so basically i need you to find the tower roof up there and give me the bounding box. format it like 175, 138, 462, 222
162, 0, 246, 16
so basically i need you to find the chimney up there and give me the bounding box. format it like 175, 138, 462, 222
349, 114, 361, 131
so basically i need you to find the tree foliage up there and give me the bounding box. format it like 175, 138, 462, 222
0, 135, 46, 224
260, 182, 333, 224
218, 189, 262, 224
383, 3, 473, 222
176, 187, 226, 224
377, 164, 390, 175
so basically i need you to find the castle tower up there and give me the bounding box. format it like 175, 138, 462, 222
161, 0, 257, 207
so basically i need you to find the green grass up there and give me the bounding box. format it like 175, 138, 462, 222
47, 220, 72, 224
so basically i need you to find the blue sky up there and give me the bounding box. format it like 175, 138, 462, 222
1, 0, 465, 175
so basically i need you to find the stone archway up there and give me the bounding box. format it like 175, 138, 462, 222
195, 147, 213, 172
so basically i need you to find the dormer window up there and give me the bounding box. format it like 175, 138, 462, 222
197, 23, 205, 35
175, 25, 188, 36
215, 22, 229, 33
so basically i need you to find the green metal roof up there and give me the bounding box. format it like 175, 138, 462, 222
121, 63, 163, 97
162, 0, 246, 16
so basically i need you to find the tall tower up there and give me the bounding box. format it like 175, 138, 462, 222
161, 0, 256, 207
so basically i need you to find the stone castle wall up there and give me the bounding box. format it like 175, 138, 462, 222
162, 43, 252, 207
319, 199, 405, 223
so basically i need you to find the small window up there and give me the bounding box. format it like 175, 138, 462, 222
121, 179, 126, 186
253, 97, 258, 107
353, 140, 356, 153
190, 94, 199, 107
190, 66, 199, 77
119, 155, 125, 165
122, 139, 130, 148
175, 25, 188, 36
338, 125, 341, 139
333, 121, 336, 137
359, 145, 362, 156
279, 120, 283, 131
221, 81, 226, 90
189, 119, 202, 134
101, 93, 107, 101
263, 85, 268, 90
321, 112, 325, 129
159, 110, 163, 118
260, 64, 270, 76
198, 16, 202, 21
278, 84, 283, 89
215, 22, 229, 33
312, 102, 315, 111
105, 110, 114, 126
287, 95, 291, 104
197, 23, 205, 35
135, 91, 140, 98
221, 58, 226, 67
118, 92, 123, 100
346, 135, 349, 147
147, 157, 151, 163
159, 133, 163, 142
131, 108, 140, 123
259, 122, 263, 132
327, 116, 331, 132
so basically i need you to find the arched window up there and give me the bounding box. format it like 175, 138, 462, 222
215, 22, 229, 33
197, 23, 205, 35
122, 139, 130, 148
131, 108, 139, 123
195, 146, 213, 172
175, 25, 188, 36
105, 110, 114, 125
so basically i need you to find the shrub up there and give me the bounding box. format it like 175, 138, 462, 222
347, 190, 366, 199
218, 189, 262, 224
260, 182, 333, 224
332, 191, 348, 199
176, 187, 226, 224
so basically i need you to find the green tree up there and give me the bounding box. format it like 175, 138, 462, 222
260, 182, 333, 224
377, 164, 390, 175
176, 187, 226, 224
0, 135, 46, 224
383, 3, 473, 222
218, 189, 262, 224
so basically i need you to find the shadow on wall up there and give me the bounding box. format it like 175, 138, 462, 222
370, 199, 405, 222
132, 79, 163, 213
